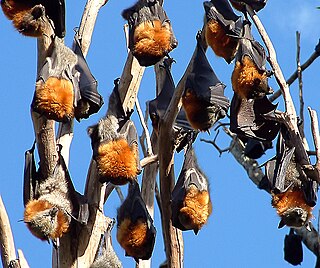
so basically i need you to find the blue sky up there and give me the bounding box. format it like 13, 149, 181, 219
1, 0, 320, 267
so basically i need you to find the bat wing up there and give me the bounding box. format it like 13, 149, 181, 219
72, 35, 104, 121
203, 0, 242, 37
302, 179, 318, 207
107, 79, 127, 121
42, 0, 66, 38
23, 142, 39, 206
149, 57, 175, 130
229, 0, 267, 12
284, 229, 303, 266
244, 139, 272, 159
56, 146, 89, 224
183, 34, 229, 131
230, 93, 280, 141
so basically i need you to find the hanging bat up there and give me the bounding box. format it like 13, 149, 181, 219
230, 93, 280, 141
182, 32, 229, 132
244, 138, 272, 159
88, 80, 141, 185
90, 219, 122, 268
23, 143, 88, 242
264, 128, 317, 229
32, 35, 103, 122
284, 228, 303, 266
1, 0, 65, 37
229, 0, 267, 13
122, 0, 178, 67
203, 0, 243, 63
116, 181, 156, 262
171, 147, 212, 234
148, 57, 198, 152
231, 22, 272, 99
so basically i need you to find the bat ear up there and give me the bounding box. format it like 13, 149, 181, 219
305, 222, 312, 232
278, 219, 286, 229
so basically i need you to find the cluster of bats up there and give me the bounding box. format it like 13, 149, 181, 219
2, 0, 318, 266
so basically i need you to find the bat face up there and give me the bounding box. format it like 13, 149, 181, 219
1, 0, 65, 37
232, 23, 272, 99
230, 93, 280, 141
32, 37, 77, 122
171, 148, 212, 234
244, 139, 272, 159
117, 182, 156, 261
122, 0, 178, 66
203, 0, 243, 63
265, 129, 316, 229
182, 35, 229, 131
24, 199, 70, 240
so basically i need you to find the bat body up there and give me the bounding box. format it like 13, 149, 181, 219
182, 33, 229, 132
122, 0, 177, 66
230, 93, 280, 141
229, 0, 267, 13
203, 0, 243, 63
1, 0, 65, 37
264, 129, 317, 229
148, 57, 198, 151
32, 35, 103, 122
116, 181, 156, 262
171, 147, 212, 234
231, 23, 272, 99
88, 82, 140, 185
23, 144, 87, 241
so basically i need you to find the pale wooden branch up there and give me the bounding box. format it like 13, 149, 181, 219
140, 155, 159, 168
246, 6, 296, 122
308, 108, 320, 172
115, 186, 125, 203
269, 39, 320, 102
136, 98, 153, 156
0, 196, 18, 268
17, 250, 30, 268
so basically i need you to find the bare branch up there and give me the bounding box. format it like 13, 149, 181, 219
17, 250, 30, 268
140, 155, 159, 168
200, 130, 231, 156
269, 39, 320, 102
0, 196, 18, 268
115, 186, 125, 203
308, 108, 320, 172
136, 98, 153, 156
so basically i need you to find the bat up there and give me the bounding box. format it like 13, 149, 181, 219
23, 143, 88, 242
264, 127, 317, 229
148, 57, 198, 152
88, 81, 141, 185
182, 32, 229, 132
284, 228, 303, 266
122, 0, 178, 67
32, 35, 103, 122
244, 138, 272, 159
203, 0, 243, 63
229, 0, 267, 13
1, 0, 65, 37
90, 220, 122, 268
230, 93, 280, 141
116, 181, 156, 262
231, 22, 272, 99
171, 147, 212, 234
72, 35, 104, 121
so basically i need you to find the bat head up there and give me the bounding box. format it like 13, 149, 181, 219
24, 199, 70, 240
278, 207, 309, 229
229, 0, 268, 12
